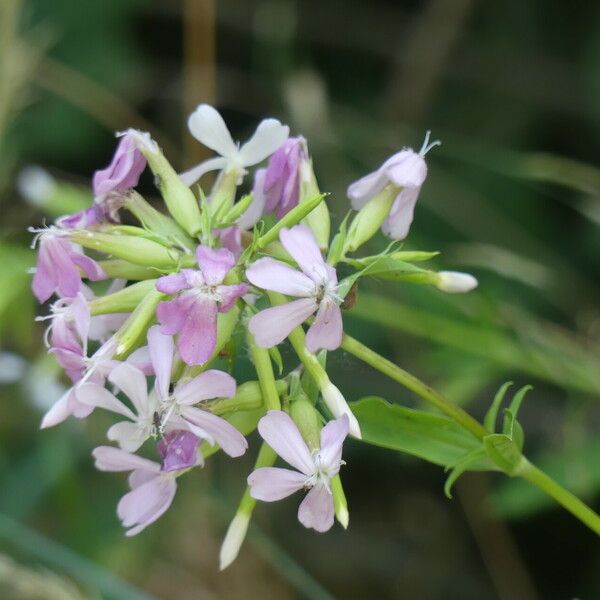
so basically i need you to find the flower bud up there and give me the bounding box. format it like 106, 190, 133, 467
209, 167, 240, 223
88, 279, 158, 315
299, 158, 330, 250
68, 230, 182, 269
97, 259, 158, 281
331, 475, 349, 529
321, 380, 361, 439
290, 397, 321, 451
130, 129, 203, 237
220, 511, 250, 571
345, 184, 397, 253
436, 271, 478, 294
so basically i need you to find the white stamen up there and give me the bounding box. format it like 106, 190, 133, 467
418, 130, 442, 156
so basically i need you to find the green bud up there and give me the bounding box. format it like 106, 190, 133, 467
206, 380, 287, 415
115, 289, 165, 357
97, 259, 159, 280
69, 230, 182, 269
345, 184, 397, 253
140, 142, 203, 237
124, 191, 195, 252
290, 397, 321, 451
299, 159, 330, 250
210, 167, 240, 223
331, 475, 349, 528
88, 279, 158, 315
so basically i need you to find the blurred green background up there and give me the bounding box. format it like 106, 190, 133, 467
1, 0, 599, 598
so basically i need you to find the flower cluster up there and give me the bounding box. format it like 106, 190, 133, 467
29, 104, 477, 566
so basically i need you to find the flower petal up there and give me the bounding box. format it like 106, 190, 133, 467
32, 239, 58, 302
179, 156, 228, 187
305, 299, 343, 352
180, 406, 248, 457
118, 475, 177, 536
257, 410, 314, 475
246, 257, 316, 297
92, 446, 160, 472
248, 467, 306, 501
156, 272, 190, 295
238, 169, 267, 229
384, 150, 427, 188
238, 119, 290, 166
318, 415, 349, 470
175, 369, 236, 405
147, 325, 173, 401
156, 297, 187, 336
196, 246, 234, 286
177, 295, 218, 365
76, 382, 136, 419
346, 168, 389, 210
107, 363, 149, 417
107, 421, 150, 452
217, 283, 248, 313
381, 186, 420, 241
297, 483, 334, 532
47, 238, 81, 298
70, 251, 106, 282
188, 104, 238, 158
279, 225, 328, 283
40, 390, 72, 429
248, 298, 317, 348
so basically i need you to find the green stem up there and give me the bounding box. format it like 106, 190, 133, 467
519, 458, 600, 535
341, 334, 487, 440
248, 329, 281, 411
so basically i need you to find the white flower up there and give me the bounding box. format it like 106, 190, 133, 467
180, 104, 289, 186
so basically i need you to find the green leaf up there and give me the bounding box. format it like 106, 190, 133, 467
484, 381, 513, 432
350, 396, 482, 466
444, 448, 489, 498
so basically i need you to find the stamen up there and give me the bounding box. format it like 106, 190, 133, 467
418, 130, 442, 156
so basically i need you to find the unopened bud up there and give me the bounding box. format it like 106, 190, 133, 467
219, 511, 250, 571
436, 271, 478, 294
88, 279, 158, 315
290, 397, 321, 451
321, 380, 361, 439
210, 167, 240, 223
331, 475, 349, 529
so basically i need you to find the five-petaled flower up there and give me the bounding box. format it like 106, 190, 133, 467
248, 410, 349, 532
156, 246, 248, 365
246, 224, 343, 352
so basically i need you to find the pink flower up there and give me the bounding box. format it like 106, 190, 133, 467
347, 132, 440, 240
214, 226, 243, 260
246, 225, 342, 352
77, 326, 248, 457
93, 131, 147, 197
31, 229, 106, 303
92, 446, 189, 536
156, 246, 248, 365
248, 410, 349, 532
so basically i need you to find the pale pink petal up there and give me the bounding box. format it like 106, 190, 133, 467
40, 390, 71, 428
70, 251, 106, 281
118, 475, 177, 536
297, 484, 334, 532
175, 369, 236, 405
107, 421, 149, 453
238, 169, 267, 229
384, 151, 427, 188
107, 364, 149, 416
216, 226, 242, 259
238, 118, 290, 166
217, 283, 248, 313
318, 415, 349, 471
196, 246, 234, 286
180, 406, 248, 457
248, 467, 306, 501
93, 134, 146, 196
32, 240, 57, 302
177, 295, 218, 365
129, 468, 160, 489
305, 299, 343, 352
179, 156, 228, 187
257, 410, 314, 475
76, 383, 136, 419
346, 168, 388, 210
92, 446, 160, 472
47, 238, 81, 298
68, 388, 95, 418
70, 293, 91, 344
246, 257, 316, 297
156, 272, 190, 295
248, 298, 317, 348
381, 186, 420, 241
147, 325, 173, 401
279, 225, 328, 283
125, 346, 153, 375
156, 297, 187, 335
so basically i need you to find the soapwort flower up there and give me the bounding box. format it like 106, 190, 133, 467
246, 225, 343, 351
347, 131, 440, 241
180, 104, 289, 186
156, 246, 248, 365
248, 410, 349, 532
78, 326, 248, 457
